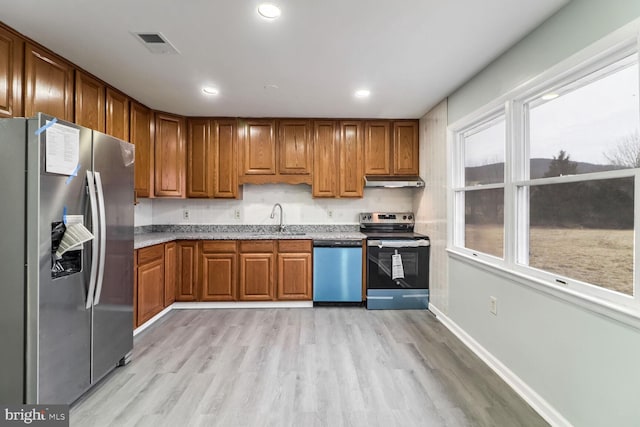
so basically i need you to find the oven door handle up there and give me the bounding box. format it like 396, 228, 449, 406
367, 239, 430, 248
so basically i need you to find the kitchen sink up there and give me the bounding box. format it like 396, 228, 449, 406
279, 232, 306, 236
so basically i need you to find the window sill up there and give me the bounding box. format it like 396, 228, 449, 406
447, 248, 640, 331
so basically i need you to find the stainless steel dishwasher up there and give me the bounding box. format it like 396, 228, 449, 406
313, 240, 362, 303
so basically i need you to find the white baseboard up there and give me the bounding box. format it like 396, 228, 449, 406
133, 301, 314, 336
172, 301, 314, 309
133, 305, 172, 336
428, 304, 571, 427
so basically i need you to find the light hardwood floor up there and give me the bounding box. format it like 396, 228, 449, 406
71, 308, 548, 427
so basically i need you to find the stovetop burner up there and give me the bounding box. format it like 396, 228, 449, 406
359, 212, 418, 235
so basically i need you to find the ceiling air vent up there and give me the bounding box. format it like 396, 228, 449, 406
132, 32, 180, 54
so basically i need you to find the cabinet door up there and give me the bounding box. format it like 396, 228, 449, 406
176, 241, 198, 301
312, 120, 337, 197
164, 242, 176, 307
339, 121, 363, 197
214, 119, 239, 198
242, 119, 276, 175
24, 43, 74, 121
74, 71, 105, 132
187, 118, 213, 198
364, 121, 391, 175
155, 113, 185, 197
0, 26, 23, 118
277, 253, 312, 300
133, 250, 138, 328
278, 120, 311, 175
105, 88, 130, 141
202, 252, 237, 301
393, 121, 419, 175
137, 245, 165, 326
130, 102, 153, 198
239, 253, 274, 301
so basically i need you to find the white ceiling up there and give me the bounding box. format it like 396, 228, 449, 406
0, 0, 569, 118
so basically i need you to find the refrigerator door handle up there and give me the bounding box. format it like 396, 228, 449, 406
85, 170, 99, 309
93, 171, 107, 305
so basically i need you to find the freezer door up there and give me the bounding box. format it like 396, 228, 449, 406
35, 115, 93, 404
91, 131, 134, 383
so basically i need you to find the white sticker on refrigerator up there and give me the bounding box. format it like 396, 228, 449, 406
45, 121, 80, 175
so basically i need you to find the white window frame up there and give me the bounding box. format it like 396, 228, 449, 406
451, 109, 507, 263
448, 31, 640, 318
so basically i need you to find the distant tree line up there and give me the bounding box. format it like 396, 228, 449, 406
466, 149, 634, 230
530, 150, 633, 229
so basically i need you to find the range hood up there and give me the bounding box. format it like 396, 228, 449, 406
364, 175, 425, 188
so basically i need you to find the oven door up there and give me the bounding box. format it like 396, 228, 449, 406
366, 239, 430, 290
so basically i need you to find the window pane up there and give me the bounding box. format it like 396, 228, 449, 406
465, 188, 504, 258
528, 177, 634, 295
464, 118, 505, 185
528, 57, 639, 178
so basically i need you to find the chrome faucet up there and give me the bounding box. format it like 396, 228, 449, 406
270, 203, 285, 232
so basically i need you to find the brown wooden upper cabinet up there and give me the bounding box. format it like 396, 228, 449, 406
312, 121, 338, 197
130, 101, 154, 198
186, 118, 239, 199
364, 120, 419, 176
0, 25, 23, 118
278, 120, 312, 176
312, 120, 363, 198
24, 43, 74, 121
364, 121, 391, 175
187, 118, 213, 198
393, 121, 419, 175
106, 88, 129, 141
74, 70, 105, 132
155, 112, 185, 197
338, 121, 364, 197
214, 119, 239, 198
241, 119, 276, 176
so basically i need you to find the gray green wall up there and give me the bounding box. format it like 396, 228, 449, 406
434, 1, 640, 425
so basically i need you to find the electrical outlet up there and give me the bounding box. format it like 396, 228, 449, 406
489, 296, 497, 315
182, 209, 189, 220
234, 209, 241, 220
327, 210, 333, 218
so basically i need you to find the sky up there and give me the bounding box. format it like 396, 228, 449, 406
464, 60, 640, 168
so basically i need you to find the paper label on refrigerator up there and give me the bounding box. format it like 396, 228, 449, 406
45, 122, 80, 175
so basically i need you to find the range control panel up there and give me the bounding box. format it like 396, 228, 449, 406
359, 212, 415, 226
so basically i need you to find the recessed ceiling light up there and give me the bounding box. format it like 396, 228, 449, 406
354, 89, 371, 98
202, 87, 219, 95
541, 92, 559, 100
258, 3, 281, 19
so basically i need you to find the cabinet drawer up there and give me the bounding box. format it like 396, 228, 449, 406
239, 240, 275, 253
202, 240, 237, 253
278, 240, 312, 253
137, 244, 164, 264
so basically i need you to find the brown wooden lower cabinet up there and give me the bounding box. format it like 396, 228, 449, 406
201, 241, 237, 301
277, 240, 312, 300
164, 242, 176, 306
135, 239, 313, 317
239, 240, 275, 301
135, 244, 165, 326
176, 240, 199, 301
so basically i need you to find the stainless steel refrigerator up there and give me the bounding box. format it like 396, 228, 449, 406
0, 113, 134, 405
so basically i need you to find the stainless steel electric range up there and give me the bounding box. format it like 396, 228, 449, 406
360, 212, 430, 310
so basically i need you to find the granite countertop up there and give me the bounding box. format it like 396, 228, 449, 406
134, 225, 366, 249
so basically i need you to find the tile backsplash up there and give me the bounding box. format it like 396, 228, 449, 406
135, 184, 416, 226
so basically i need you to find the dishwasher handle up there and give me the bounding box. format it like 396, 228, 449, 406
313, 240, 362, 248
